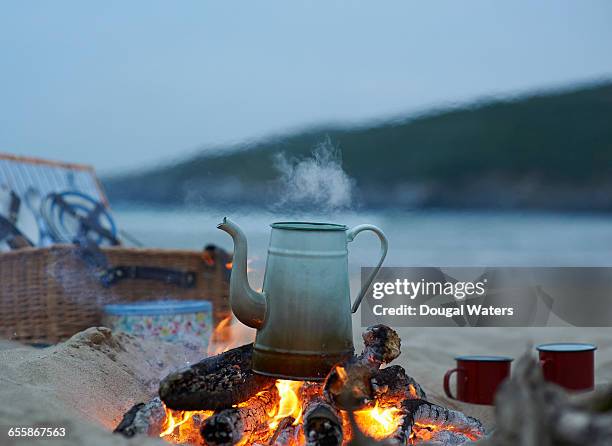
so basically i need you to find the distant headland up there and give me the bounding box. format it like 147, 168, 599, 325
104, 82, 612, 212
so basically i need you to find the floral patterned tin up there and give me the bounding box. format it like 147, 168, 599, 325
103, 300, 213, 349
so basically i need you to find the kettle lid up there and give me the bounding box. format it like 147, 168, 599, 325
271, 221, 347, 231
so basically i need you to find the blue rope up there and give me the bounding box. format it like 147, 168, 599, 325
46, 191, 117, 244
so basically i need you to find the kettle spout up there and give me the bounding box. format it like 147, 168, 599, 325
217, 217, 266, 330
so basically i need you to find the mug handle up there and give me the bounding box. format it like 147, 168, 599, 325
347, 224, 388, 313
444, 368, 460, 400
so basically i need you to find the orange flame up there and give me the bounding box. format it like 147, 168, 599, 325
157, 314, 476, 446
408, 384, 418, 399
159, 406, 213, 441
269, 380, 304, 429
354, 402, 401, 440
336, 365, 348, 381
207, 315, 233, 356
160, 410, 192, 437
207, 316, 256, 357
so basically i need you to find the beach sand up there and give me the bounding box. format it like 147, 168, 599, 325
1, 325, 611, 445
0, 327, 198, 446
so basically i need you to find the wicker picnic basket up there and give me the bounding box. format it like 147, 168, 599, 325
0, 245, 231, 344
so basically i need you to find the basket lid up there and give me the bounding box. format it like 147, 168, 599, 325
104, 299, 212, 316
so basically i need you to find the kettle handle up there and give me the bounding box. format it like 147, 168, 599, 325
347, 224, 388, 313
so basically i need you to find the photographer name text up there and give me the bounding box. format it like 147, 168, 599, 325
370, 278, 514, 318
372, 303, 514, 318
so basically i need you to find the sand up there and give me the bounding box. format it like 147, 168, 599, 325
0, 327, 201, 446
1, 325, 611, 446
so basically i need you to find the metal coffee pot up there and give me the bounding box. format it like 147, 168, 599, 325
218, 218, 388, 380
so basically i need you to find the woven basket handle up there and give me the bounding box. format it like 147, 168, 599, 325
100, 266, 197, 289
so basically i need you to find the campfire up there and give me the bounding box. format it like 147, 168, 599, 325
114, 325, 485, 446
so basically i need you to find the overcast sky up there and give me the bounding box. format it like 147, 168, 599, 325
1, 1, 611, 174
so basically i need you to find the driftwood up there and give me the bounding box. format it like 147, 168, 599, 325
113, 397, 166, 438
477, 351, 612, 446
160, 343, 275, 410
324, 325, 402, 410
201, 388, 279, 446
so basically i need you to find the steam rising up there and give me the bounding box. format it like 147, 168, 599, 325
273, 137, 355, 212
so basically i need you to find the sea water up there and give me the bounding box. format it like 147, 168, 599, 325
114, 207, 612, 292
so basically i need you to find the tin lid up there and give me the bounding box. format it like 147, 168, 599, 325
104, 300, 212, 316
455, 355, 514, 362
271, 222, 347, 231
536, 343, 597, 352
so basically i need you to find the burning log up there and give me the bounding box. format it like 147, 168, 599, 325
268, 416, 297, 446
160, 343, 275, 411
200, 388, 280, 446
391, 399, 484, 445
113, 397, 167, 438
168, 412, 210, 445
115, 323, 490, 446
324, 325, 402, 410
303, 395, 344, 446
371, 365, 426, 403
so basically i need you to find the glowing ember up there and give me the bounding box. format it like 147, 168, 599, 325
336, 365, 348, 381
408, 384, 418, 399
269, 380, 304, 429
410, 422, 481, 443
354, 402, 401, 440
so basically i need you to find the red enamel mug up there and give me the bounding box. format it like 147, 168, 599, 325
537, 343, 596, 391
444, 355, 513, 405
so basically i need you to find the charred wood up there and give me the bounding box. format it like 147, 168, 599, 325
200, 388, 279, 446
391, 399, 484, 445
324, 362, 372, 410
113, 397, 166, 438
371, 365, 426, 403
359, 325, 401, 368
324, 325, 403, 410
268, 417, 297, 446
424, 430, 475, 446
160, 343, 275, 411
303, 395, 344, 446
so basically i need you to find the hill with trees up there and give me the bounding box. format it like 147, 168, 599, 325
104, 82, 612, 212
